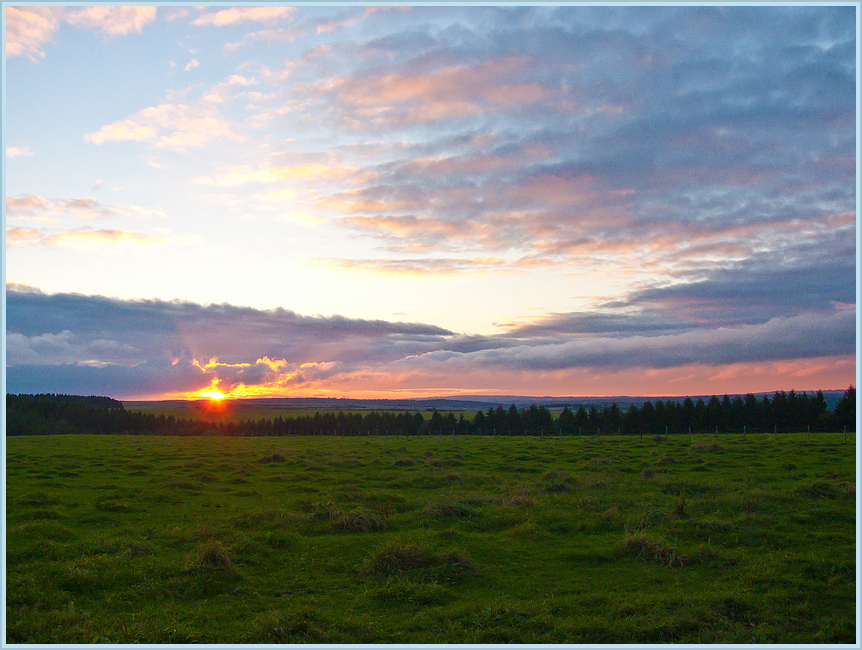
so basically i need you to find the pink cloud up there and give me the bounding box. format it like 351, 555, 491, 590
316, 56, 549, 126
64, 6, 157, 36
6, 195, 48, 214
5, 6, 62, 61
319, 256, 510, 276
85, 103, 241, 151
192, 6, 296, 27
6, 145, 34, 158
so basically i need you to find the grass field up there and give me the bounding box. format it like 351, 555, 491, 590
6, 431, 856, 643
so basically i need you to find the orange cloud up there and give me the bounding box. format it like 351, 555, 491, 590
162, 353, 856, 401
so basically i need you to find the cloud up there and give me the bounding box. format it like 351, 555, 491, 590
192, 6, 297, 27
6, 287, 453, 366
320, 256, 510, 276
5, 194, 166, 222
6, 195, 48, 214
392, 309, 856, 375
6, 227, 43, 244
5, 6, 62, 61
6, 286, 854, 399
309, 55, 548, 127
64, 6, 157, 36
6, 227, 173, 249
184, 58, 199, 72
194, 162, 362, 187
84, 103, 241, 151
6, 145, 33, 158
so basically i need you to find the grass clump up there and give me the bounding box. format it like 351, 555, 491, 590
505, 484, 533, 507
196, 540, 231, 568
257, 453, 287, 463
18, 492, 60, 507
332, 509, 389, 532
541, 469, 575, 493
623, 532, 685, 568
692, 443, 723, 453
361, 541, 477, 582
796, 482, 840, 500
425, 502, 479, 519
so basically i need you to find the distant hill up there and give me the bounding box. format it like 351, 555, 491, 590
125, 389, 848, 412
442, 390, 849, 411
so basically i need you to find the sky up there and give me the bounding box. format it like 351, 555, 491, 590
3, 3, 858, 401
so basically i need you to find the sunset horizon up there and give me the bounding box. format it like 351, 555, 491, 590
5, 5, 857, 402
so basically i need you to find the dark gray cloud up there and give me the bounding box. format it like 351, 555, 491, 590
5, 285, 454, 370
397, 309, 856, 374
6, 281, 855, 398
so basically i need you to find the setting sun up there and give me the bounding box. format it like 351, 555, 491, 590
200, 390, 226, 400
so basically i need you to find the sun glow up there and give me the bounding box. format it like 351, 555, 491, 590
197, 377, 228, 401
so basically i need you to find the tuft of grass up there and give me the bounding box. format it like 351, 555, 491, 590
17, 492, 60, 507
361, 541, 477, 582
332, 509, 389, 532
307, 500, 340, 521
796, 482, 840, 500
691, 442, 723, 452
425, 502, 479, 519
640, 467, 655, 479
257, 453, 287, 463
838, 481, 855, 498
196, 540, 231, 568
623, 532, 685, 568
669, 495, 686, 519
505, 484, 533, 507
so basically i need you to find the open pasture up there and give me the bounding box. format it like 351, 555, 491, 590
123, 402, 444, 425
6, 432, 856, 643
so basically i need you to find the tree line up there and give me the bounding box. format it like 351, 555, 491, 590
5, 387, 856, 437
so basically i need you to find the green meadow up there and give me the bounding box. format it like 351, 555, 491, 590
6, 432, 856, 643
